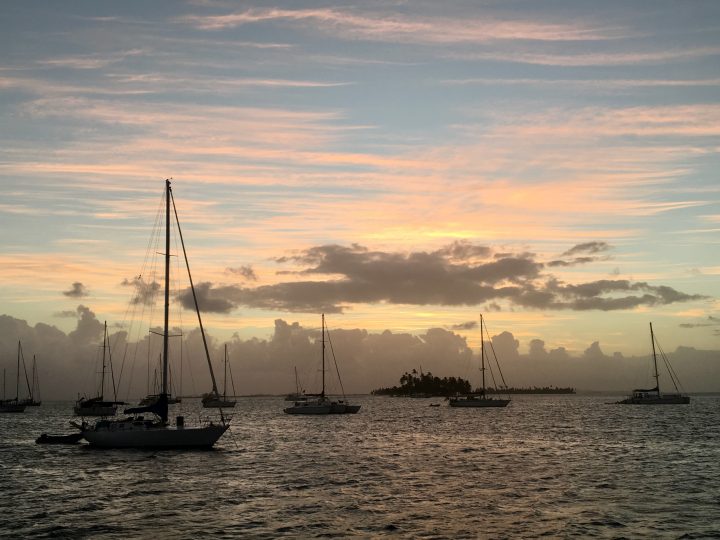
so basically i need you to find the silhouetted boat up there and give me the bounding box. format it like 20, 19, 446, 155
203, 344, 237, 408
81, 180, 229, 448
284, 314, 360, 415
36, 432, 84, 444
74, 322, 123, 417
617, 323, 690, 405
284, 366, 306, 401
449, 314, 510, 408
20, 348, 41, 406
0, 364, 25, 413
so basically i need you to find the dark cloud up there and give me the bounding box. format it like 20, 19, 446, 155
68, 305, 104, 345
174, 242, 705, 315
679, 315, 720, 328
562, 242, 610, 256
226, 265, 258, 281
450, 321, 478, 331
1, 310, 720, 399
63, 282, 88, 298
54, 310, 79, 318
177, 282, 236, 313
547, 256, 596, 267
121, 276, 161, 306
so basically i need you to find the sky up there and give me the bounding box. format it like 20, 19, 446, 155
0, 1, 718, 397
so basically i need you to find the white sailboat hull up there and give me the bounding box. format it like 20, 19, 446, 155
617, 393, 690, 405
284, 398, 361, 415
82, 422, 229, 449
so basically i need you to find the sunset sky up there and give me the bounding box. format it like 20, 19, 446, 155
1, 1, 718, 391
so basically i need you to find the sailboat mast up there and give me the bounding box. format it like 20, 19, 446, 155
223, 344, 228, 399
162, 180, 171, 397
321, 314, 326, 398
100, 321, 107, 399
480, 314, 486, 394
650, 322, 660, 394
16, 341, 20, 401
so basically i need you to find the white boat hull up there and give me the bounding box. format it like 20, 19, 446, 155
82, 421, 229, 449
617, 393, 690, 405
284, 399, 361, 415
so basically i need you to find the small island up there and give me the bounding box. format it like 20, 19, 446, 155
371, 370, 471, 397
372, 371, 576, 396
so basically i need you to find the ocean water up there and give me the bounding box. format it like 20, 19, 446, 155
1, 395, 718, 539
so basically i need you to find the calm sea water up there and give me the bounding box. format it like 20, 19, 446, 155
1, 395, 718, 539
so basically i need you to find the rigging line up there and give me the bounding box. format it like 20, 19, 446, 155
483, 319, 508, 389
227, 348, 238, 398
115, 191, 165, 401
169, 189, 220, 396
484, 343, 499, 391
325, 325, 347, 399
107, 327, 119, 401
656, 340, 684, 394
18, 342, 32, 398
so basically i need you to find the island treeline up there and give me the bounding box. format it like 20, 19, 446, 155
372, 371, 576, 396
371, 370, 471, 397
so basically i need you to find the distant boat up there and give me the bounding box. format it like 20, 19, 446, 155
81, 180, 229, 448
202, 344, 237, 408
74, 321, 124, 417
0, 358, 26, 413
139, 360, 180, 406
22, 353, 42, 406
284, 314, 360, 415
36, 432, 84, 445
617, 323, 690, 405
284, 366, 306, 401
449, 314, 510, 408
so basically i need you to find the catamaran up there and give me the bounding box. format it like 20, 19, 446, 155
617, 322, 690, 405
81, 180, 229, 448
284, 314, 360, 415
449, 314, 510, 408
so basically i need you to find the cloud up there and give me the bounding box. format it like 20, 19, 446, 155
63, 282, 89, 298
68, 305, 104, 345
679, 315, 720, 328
226, 265, 258, 281
53, 310, 79, 318
179, 8, 618, 43
174, 242, 705, 314
450, 321, 478, 331
562, 242, 611, 256
121, 276, 161, 306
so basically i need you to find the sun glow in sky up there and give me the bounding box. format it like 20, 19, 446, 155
0, 1, 718, 381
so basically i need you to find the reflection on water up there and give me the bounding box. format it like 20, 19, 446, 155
1, 395, 718, 538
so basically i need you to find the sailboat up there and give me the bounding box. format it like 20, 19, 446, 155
202, 344, 237, 408
74, 321, 124, 417
81, 180, 229, 448
284, 366, 306, 401
284, 314, 360, 415
617, 322, 690, 405
23, 354, 42, 406
139, 357, 181, 406
449, 314, 510, 408
0, 359, 26, 413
